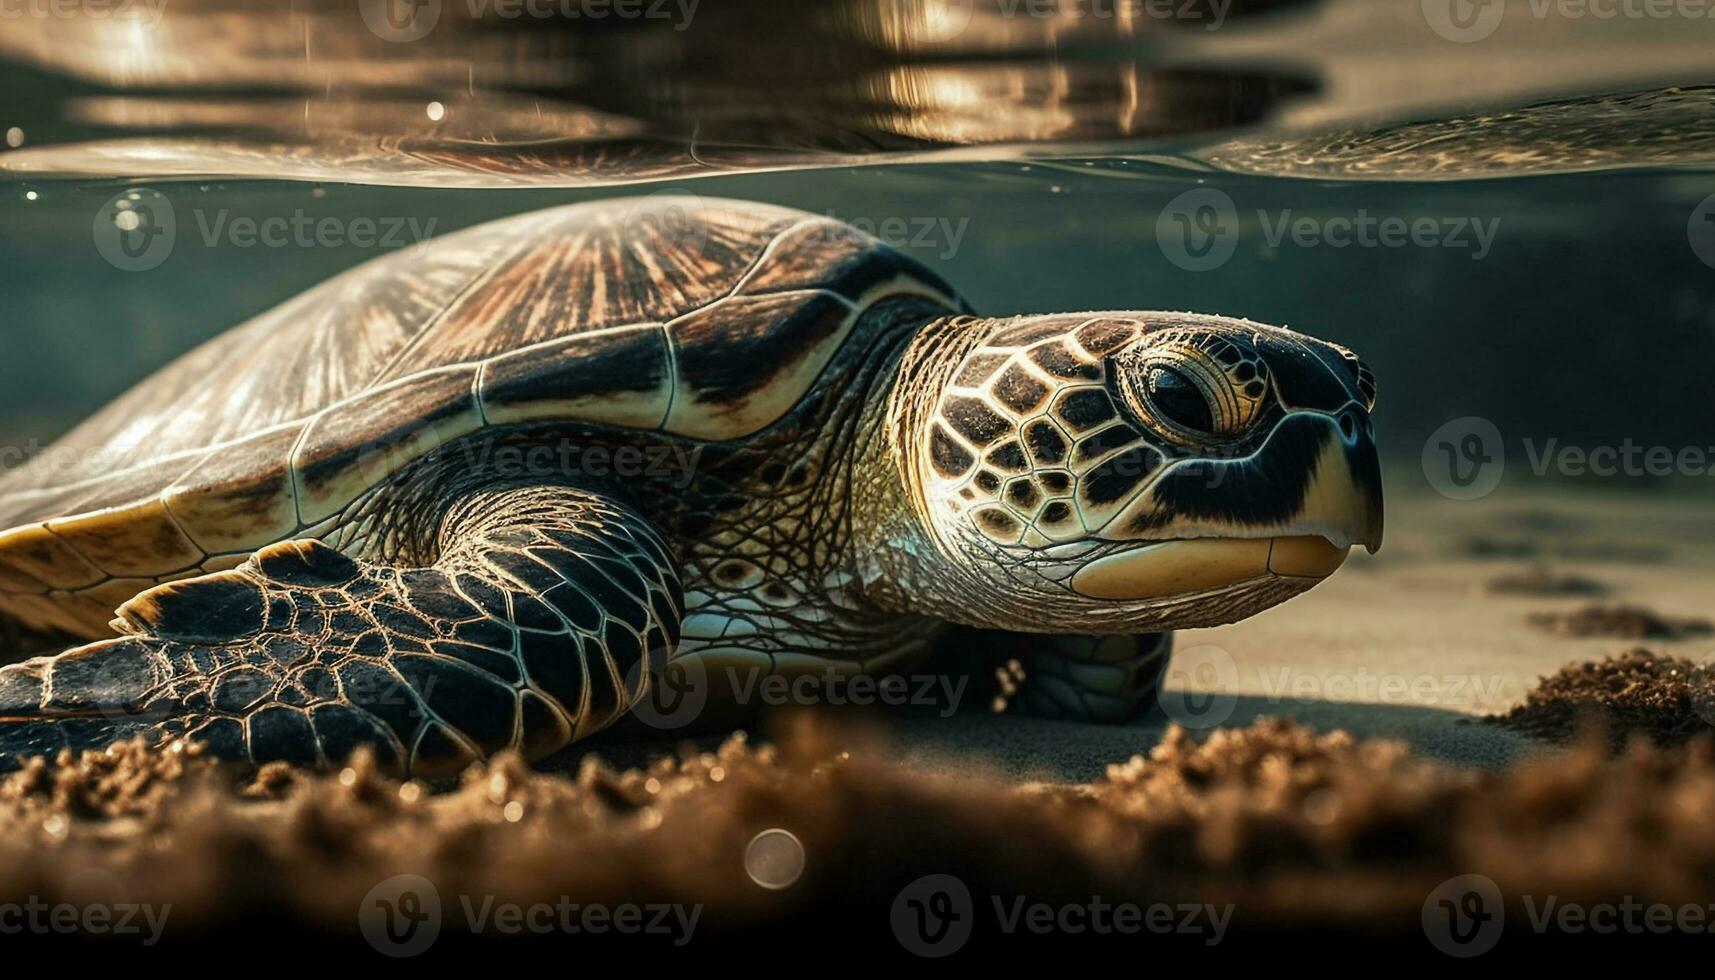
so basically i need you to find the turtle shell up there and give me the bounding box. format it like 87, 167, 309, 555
0, 196, 964, 636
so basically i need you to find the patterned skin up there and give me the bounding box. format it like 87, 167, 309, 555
0, 199, 1381, 773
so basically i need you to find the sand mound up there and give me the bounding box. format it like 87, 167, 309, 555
1527, 604, 1713, 640
4, 704, 1715, 943
1491, 648, 1715, 747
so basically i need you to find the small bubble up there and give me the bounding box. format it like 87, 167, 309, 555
114, 210, 141, 232
4, 127, 22, 148
709, 766, 726, 782
23, 190, 37, 201
42, 814, 67, 840
398, 782, 423, 803
426, 101, 446, 121
744, 829, 805, 890
503, 800, 525, 823
644, 776, 662, 794
338, 767, 358, 787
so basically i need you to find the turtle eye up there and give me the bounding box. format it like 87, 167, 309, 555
1120, 344, 1268, 448
1144, 366, 1214, 435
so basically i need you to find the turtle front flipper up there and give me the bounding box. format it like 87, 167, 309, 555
0, 485, 682, 775
936, 629, 1172, 723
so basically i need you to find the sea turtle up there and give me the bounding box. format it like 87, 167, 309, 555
0, 196, 1382, 774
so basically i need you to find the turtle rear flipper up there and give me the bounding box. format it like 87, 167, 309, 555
0, 485, 683, 776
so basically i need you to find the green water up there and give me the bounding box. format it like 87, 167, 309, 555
3, 163, 1712, 481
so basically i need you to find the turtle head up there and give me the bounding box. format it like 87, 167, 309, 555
886, 312, 1383, 633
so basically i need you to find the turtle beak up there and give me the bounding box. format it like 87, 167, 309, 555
1099, 411, 1383, 551
1071, 412, 1384, 601
1270, 414, 1385, 554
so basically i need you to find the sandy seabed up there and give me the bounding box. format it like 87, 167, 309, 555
2, 651, 1714, 948
2, 484, 1713, 952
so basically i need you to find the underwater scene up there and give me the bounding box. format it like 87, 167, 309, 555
0, 0, 1712, 960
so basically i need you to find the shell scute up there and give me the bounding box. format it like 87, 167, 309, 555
292, 366, 484, 525
665, 290, 856, 439
163, 428, 304, 556
0, 197, 967, 638
479, 323, 671, 430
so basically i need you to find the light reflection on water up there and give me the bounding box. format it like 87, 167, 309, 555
0, 0, 1712, 489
